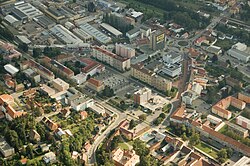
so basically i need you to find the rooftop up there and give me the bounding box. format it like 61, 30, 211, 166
100, 23, 122, 36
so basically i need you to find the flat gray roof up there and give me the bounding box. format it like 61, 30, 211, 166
79, 23, 111, 44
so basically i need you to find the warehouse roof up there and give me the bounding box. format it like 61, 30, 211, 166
4, 64, 19, 75
100, 23, 122, 36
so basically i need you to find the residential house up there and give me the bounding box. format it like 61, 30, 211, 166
43, 152, 56, 164
111, 148, 140, 166
80, 111, 88, 120
29, 129, 41, 142
0, 137, 15, 158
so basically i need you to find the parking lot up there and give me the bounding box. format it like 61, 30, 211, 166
192, 98, 212, 115
94, 69, 130, 92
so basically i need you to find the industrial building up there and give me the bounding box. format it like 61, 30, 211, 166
73, 28, 93, 43
228, 42, 250, 63
33, 15, 56, 29
100, 23, 122, 37
79, 23, 111, 44
12, 2, 43, 21
50, 24, 83, 46
4, 15, 21, 28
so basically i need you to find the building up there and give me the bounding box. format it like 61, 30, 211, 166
233, 156, 250, 166
140, 25, 151, 38
79, 23, 111, 44
42, 117, 58, 131
23, 68, 40, 83
207, 114, 222, 124
92, 46, 130, 71
227, 122, 249, 138
29, 130, 41, 142
236, 116, 250, 130
134, 87, 152, 105
88, 103, 106, 116
50, 25, 84, 47
228, 43, 250, 63
40, 84, 56, 97
43, 152, 56, 164
226, 76, 243, 88
131, 63, 172, 92
115, 43, 135, 58
206, 45, 222, 55
126, 28, 140, 40
79, 58, 105, 76
150, 30, 165, 51
181, 90, 198, 105
42, 56, 74, 78
73, 28, 93, 43
163, 51, 183, 64
100, 23, 122, 37
67, 93, 94, 111
12, 2, 43, 21
0, 94, 27, 121
4, 15, 21, 28
111, 148, 140, 166
52, 78, 69, 92
26, 60, 55, 81
0, 137, 15, 158
238, 91, 250, 104
160, 63, 182, 78
0, 41, 22, 60
4, 64, 19, 76
126, 9, 143, 22
33, 15, 56, 29
86, 78, 105, 92
212, 96, 246, 120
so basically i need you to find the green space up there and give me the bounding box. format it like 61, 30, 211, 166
118, 142, 129, 150
195, 142, 218, 159
166, 87, 178, 98
178, 41, 189, 47
218, 125, 228, 134
162, 103, 171, 113
215, 39, 235, 51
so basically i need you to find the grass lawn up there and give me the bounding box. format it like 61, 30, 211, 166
218, 125, 228, 134
118, 143, 130, 150
215, 39, 235, 50
195, 142, 218, 159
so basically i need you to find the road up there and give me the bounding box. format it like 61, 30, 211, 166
87, 102, 127, 165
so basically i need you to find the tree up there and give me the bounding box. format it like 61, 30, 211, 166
211, 55, 218, 63
26, 144, 34, 159
217, 149, 228, 163
129, 119, 136, 129
139, 114, 147, 121
189, 133, 200, 146
33, 48, 42, 58
159, 113, 166, 119
88, 2, 96, 12
18, 43, 28, 52
133, 139, 149, 157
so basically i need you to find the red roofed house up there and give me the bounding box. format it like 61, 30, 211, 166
86, 78, 105, 92
80, 111, 88, 120
0, 94, 27, 121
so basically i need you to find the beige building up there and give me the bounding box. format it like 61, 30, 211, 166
131, 63, 172, 92
52, 78, 69, 92
134, 87, 152, 105
92, 46, 130, 71
111, 148, 140, 166
115, 43, 135, 58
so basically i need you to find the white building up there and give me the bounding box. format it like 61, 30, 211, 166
134, 87, 152, 105
207, 115, 222, 124
163, 51, 183, 64
181, 90, 198, 105
160, 64, 182, 78
228, 43, 250, 63
4, 64, 19, 75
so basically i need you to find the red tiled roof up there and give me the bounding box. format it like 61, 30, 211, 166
87, 78, 103, 87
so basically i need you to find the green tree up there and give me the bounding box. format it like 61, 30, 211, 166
33, 48, 42, 58
129, 119, 136, 129
189, 133, 200, 146
217, 149, 228, 163
139, 114, 147, 121
26, 144, 34, 159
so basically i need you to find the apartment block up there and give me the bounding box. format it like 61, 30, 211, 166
92, 46, 130, 71
52, 78, 69, 92
115, 43, 135, 58
227, 122, 249, 138
134, 87, 152, 105
236, 116, 250, 130
131, 63, 172, 92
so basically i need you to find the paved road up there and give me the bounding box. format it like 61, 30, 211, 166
87, 102, 127, 165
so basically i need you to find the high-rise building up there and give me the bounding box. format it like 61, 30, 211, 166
115, 43, 135, 58
150, 30, 165, 51
134, 87, 152, 105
